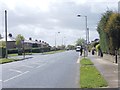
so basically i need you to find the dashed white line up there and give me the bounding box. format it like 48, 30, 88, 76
9, 69, 22, 73
36, 64, 46, 68
3, 71, 29, 82
32, 63, 40, 65
22, 65, 33, 68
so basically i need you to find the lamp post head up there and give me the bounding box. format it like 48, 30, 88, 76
77, 15, 81, 17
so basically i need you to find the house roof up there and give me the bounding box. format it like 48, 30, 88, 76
0, 36, 16, 41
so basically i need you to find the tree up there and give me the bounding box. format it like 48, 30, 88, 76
67, 45, 75, 50
15, 34, 25, 48
97, 11, 113, 53
105, 13, 120, 54
0, 41, 6, 48
76, 38, 85, 46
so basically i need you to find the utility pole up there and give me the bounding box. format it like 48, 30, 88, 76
5, 10, 8, 58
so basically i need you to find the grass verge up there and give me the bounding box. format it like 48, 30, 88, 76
80, 58, 108, 88
80, 58, 94, 65
0, 58, 20, 64
43, 50, 65, 54
8, 53, 32, 57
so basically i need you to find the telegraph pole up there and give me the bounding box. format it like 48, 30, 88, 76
5, 10, 8, 58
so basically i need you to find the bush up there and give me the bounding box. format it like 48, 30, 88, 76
0, 48, 6, 58
8, 49, 18, 54
32, 48, 41, 53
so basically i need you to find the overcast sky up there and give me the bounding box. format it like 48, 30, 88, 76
0, 0, 119, 46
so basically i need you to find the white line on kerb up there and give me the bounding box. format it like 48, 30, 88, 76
77, 57, 80, 64
3, 71, 29, 82
9, 69, 22, 73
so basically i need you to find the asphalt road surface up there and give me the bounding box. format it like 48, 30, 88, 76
1, 50, 80, 88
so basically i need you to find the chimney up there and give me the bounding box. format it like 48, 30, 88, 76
29, 37, 32, 40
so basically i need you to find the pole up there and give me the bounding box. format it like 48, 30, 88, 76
85, 16, 88, 57
55, 32, 60, 51
115, 49, 117, 63
5, 10, 8, 58
87, 28, 89, 44
55, 33, 56, 51
85, 16, 87, 44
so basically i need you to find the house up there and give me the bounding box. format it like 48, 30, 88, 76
0, 33, 16, 49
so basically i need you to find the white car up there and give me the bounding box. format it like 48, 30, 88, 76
76, 46, 81, 52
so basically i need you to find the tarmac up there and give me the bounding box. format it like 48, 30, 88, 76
88, 53, 119, 88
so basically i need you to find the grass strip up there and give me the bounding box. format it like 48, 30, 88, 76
80, 58, 94, 65
80, 58, 108, 88
43, 50, 65, 54
0, 58, 20, 64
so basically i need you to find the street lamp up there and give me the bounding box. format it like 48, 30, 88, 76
77, 14, 89, 56
55, 32, 60, 50
5, 10, 8, 58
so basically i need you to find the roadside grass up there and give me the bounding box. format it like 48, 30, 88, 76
0, 58, 20, 64
8, 54, 18, 56
80, 58, 94, 65
8, 53, 32, 57
8, 50, 65, 56
43, 50, 66, 54
80, 58, 108, 88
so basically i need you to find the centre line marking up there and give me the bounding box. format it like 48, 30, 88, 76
9, 69, 22, 73
22, 65, 33, 68
3, 71, 29, 82
36, 64, 46, 68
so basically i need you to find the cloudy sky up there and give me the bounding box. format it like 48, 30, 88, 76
0, 0, 119, 46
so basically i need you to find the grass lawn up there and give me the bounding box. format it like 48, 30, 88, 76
43, 50, 65, 54
0, 58, 20, 64
80, 58, 108, 88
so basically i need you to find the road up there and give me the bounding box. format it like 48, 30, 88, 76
1, 50, 80, 88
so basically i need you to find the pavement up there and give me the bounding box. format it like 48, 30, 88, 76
88, 53, 118, 88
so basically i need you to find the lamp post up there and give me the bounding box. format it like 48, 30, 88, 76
55, 32, 60, 50
5, 10, 8, 58
77, 14, 88, 57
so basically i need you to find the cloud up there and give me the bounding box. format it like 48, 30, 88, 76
0, 0, 119, 46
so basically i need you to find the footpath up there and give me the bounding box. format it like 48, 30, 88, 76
88, 54, 119, 88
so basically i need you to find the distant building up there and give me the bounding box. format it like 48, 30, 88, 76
0, 33, 51, 51
118, 1, 120, 13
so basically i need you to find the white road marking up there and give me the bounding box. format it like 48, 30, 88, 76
76, 56, 80, 63
22, 65, 33, 68
36, 64, 46, 68
9, 69, 22, 73
77, 57, 80, 64
0, 80, 2, 82
32, 63, 40, 65
3, 71, 29, 82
